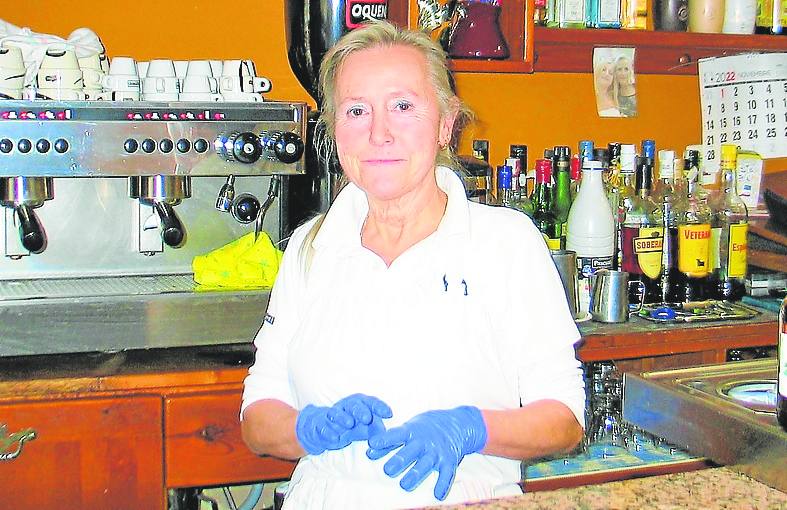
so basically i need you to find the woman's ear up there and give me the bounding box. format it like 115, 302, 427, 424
439, 105, 459, 148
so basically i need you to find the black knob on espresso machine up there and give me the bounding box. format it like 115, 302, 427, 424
260, 130, 304, 164
217, 132, 263, 164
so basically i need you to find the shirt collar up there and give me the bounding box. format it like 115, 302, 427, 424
312, 165, 470, 252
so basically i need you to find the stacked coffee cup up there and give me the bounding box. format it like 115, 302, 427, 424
0, 46, 25, 99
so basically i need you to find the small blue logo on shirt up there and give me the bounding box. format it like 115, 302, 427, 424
264, 313, 275, 325
442, 273, 469, 296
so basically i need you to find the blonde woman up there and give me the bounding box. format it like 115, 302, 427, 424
594, 60, 622, 117
241, 21, 585, 509
614, 55, 637, 117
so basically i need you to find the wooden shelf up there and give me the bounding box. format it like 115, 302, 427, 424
534, 27, 787, 74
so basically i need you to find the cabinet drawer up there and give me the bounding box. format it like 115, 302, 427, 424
165, 390, 295, 488
0, 396, 164, 510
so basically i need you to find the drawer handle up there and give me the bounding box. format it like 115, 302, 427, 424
0, 423, 37, 461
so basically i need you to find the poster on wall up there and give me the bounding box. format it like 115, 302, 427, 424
699, 52, 787, 176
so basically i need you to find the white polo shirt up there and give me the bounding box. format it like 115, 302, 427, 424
242, 166, 585, 509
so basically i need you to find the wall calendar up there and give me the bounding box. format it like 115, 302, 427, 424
699, 52, 787, 176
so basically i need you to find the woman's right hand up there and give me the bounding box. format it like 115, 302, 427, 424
295, 394, 393, 455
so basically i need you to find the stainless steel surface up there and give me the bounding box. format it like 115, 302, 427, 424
0, 277, 270, 356
0, 177, 54, 206
0, 176, 281, 279
623, 359, 787, 491
590, 269, 632, 323
551, 249, 579, 319
0, 100, 306, 177
129, 175, 192, 202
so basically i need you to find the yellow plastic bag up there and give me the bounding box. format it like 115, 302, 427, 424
192, 232, 283, 290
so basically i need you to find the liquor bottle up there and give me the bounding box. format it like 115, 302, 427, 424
495, 165, 514, 207
755, 0, 786, 33
535, 0, 549, 25
470, 139, 492, 203
653, 149, 676, 205
558, 0, 589, 27
709, 144, 748, 301
641, 139, 656, 166
472, 139, 490, 163
621, 160, 663, 304
509, 144, 529, 197
570, 154, 582, 201
610, 144, 636, 268
567, 159, 615, 316
533, 159, 561, 250
778, 296, 787, 432
579, 140, 594, 165
506, 155, 535, 217
621, 0, 649, 28
553, 153, 572, 247
587, 0, 623, 27
668, 174, 713, 302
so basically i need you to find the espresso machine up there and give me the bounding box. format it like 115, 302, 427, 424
0, 100, 306, 356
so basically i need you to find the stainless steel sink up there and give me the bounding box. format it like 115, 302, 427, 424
622, 359, 786, 492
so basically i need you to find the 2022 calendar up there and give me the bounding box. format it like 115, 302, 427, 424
699, 53, 787, 175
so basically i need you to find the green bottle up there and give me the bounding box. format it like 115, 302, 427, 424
552, 152, 572, 248
533, 159, 561, 250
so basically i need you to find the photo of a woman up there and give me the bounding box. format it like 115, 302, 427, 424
614, 55, 637, 117
593, 60, 622, 117
592, 48, 637, 118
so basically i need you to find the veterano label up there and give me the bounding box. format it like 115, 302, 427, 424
346, 0, 388, 29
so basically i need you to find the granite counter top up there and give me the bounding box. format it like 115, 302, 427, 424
429, 467, 787, 509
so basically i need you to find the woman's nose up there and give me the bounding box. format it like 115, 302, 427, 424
369, 112, 393, 145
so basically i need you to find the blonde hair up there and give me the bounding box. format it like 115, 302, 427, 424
299, 21, 473, 271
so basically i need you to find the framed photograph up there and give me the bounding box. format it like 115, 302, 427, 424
593, 47, 637, 118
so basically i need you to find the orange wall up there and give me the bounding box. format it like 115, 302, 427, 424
7, 2, 782, 172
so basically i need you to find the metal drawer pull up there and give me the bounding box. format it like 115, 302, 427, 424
0, 423, 37, 461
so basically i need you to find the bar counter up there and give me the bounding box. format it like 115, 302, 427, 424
430, 467, 787, 509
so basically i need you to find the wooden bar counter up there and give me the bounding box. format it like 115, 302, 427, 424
0, 309, 778, 509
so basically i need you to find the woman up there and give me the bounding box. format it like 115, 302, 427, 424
241, 21, 585, 508
594, 60, 622, 117
613, 55, 637, 117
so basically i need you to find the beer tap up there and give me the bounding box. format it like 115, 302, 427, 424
0, 177, 54, 256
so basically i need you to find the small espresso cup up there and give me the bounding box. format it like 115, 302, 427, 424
142, 76, 179, 101
0, 46, 25, 98
40, 47, 80, 71
179, 75, 222, 101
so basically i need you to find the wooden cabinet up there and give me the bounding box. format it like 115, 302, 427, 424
0, 396, 164, 510
390, 0, 786, 75
164, 390, 295, 489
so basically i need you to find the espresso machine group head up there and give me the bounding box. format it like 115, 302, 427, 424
0, 176, 53, 254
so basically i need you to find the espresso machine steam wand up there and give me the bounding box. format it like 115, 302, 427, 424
0, 177, 54, 256
129, 175, 191, 251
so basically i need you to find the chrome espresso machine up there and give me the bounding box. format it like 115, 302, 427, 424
0, 100, 306, 356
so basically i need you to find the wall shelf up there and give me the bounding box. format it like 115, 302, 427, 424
533, 27, 787, 75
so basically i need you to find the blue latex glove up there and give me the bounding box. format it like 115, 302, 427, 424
296, 394, 393, 456
366, 406, 487, 501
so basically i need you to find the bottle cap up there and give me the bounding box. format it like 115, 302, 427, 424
720, 144, 738, 169
642, 139, 656, 159
497, 165, 512, 188
579, 140, 594, 162
657, 149, 675, 179
570, 154, 581, 180
535, 159, 552, 183
620, 144, 636, 173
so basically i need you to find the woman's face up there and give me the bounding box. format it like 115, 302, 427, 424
596, 62, 614, 89
333, 45, 455, 203
615, 58, 632, 84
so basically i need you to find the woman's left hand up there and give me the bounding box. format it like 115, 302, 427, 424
366, 406, 487, 501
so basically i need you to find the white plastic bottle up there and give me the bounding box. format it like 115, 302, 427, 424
566, 159, 616, 316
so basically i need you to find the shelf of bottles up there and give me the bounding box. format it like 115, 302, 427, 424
534, 27, 787, 75
484, 139, 753, 308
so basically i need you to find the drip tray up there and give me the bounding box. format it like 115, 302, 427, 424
0, 274, 197, 301
622, 359, 786, 492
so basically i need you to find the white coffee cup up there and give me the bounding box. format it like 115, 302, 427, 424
103, 56, 140, 100
40, 47, 80, 71
209, 60, 223, 78
186, 60, 218, 92
137, 61, 149, 80
219, 75, 271, 95
107, 56, 138, 76
38, 68, 84, 90
0, 46, 25, 98
37, 87, 85, 100
142, 76, 179, 101
180, 75, 222, 101
78, 53, 104, 90
147, 59, 177, 78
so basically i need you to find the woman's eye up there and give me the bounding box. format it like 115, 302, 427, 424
393, 100, 413, 112
347, 106, 366, 117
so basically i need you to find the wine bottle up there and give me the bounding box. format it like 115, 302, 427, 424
533, 159, 561, 250
553, 151, 572, 247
